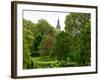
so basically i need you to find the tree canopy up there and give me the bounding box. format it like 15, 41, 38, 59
23, 13, 91, 69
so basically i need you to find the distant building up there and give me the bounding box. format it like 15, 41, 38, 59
56, 18, 61, 30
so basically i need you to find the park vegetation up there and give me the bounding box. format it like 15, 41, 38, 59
23, 13, 91, 69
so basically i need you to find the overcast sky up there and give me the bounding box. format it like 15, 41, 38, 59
23, 10, 69, 30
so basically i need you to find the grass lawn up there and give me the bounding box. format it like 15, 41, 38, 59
31, 57, 77, 68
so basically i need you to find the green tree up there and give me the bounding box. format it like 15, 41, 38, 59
23, 40, 31, 69
64, 13, 91, 66
30, 33, 43, 53
78, 23, 91, 65
52, 31, 71, 61
39, 34, 55, 57
65, 13, 90, 36
30, 19, 56, 57
34, 19, 56, 36
23, 19, 35, 47
23, 19, 35, 69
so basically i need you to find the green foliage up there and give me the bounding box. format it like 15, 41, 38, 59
78, 25, 91, 65
39, 35, 55, 57
23, 13, 91, 69
23, 19, 35, 47
30, 33, 43, 52
32, 60, 60, 68
34, 19, 55, 36
30, 19, 56, 57
23, 19, 57, 69
64, 13, 91, 65
23, 19, 35, 69
23, 40, 31, 69
65, 13, 90, 36
52, 31, 71, 61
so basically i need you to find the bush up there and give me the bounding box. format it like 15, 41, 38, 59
31, 60, 61, 68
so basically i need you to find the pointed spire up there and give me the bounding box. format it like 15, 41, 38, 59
56, 18, 61, 30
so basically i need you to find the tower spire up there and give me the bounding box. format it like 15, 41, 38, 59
56, 17, 61, 30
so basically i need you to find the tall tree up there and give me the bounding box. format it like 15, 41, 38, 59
39, 34, 55, 57
64, 13, 91, 65
78, 23, 91, 65
34, 19, 55, 36
23, 19, 35, 69
52, 31, 71, 61
30, 19, 56, 55
65, 13, 90, 36
30, 33, 43, 53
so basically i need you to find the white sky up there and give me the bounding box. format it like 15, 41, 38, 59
23, 10, 69, 30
